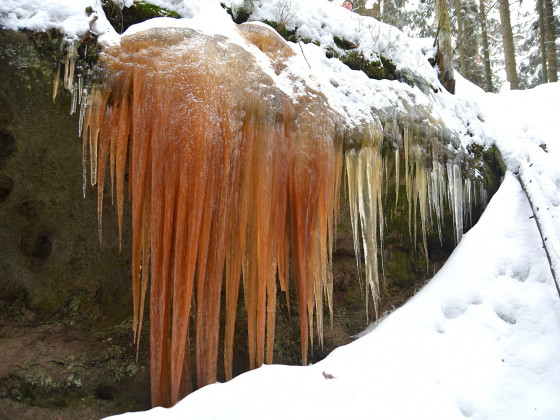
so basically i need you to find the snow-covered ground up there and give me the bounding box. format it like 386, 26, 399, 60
2, 1, 560, 418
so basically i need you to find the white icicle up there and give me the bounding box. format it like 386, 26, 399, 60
346, 150, 364, 296
447, 161, 464, 244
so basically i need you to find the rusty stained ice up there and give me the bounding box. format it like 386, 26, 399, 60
66, 21, 487, 408
79, 24, 343, 407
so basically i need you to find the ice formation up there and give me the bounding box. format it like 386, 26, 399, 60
74, 24, 345, 407
343, 117, 486, 321
55, 21, 487, 408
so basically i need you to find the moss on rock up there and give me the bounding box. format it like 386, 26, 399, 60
103, 0, 180, 34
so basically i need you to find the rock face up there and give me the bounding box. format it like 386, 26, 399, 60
0, 30, 150, 417
0, 30, 134, 324
0, 28, 498, 417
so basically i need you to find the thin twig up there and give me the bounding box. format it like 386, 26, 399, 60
299, 41, 312, 69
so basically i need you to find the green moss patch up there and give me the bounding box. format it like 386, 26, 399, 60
103, 0, 180, 34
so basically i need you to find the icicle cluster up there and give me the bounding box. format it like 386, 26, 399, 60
58, 22, 489, 409
53, 41, 84, 115
344, 118, 487, 320
52, 40, 92, 199
79, 25, 343, 407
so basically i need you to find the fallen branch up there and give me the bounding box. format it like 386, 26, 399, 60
494, 148, 560, 298
298, 41, 311, 69
516, 162, 560, 298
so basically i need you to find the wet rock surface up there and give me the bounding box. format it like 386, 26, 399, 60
0, 30, 146, 417
0, 318, 150, 419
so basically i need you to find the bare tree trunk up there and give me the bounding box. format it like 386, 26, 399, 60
371, 1, 381, 19
435, 0, 456, 93
455, 0, 467, 76
544, 0, 558, 82
480, 0, 494, 91
498, 0, 519, 90
538, 0, 549, 82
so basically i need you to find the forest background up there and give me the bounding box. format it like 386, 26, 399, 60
350, 0, 558, 91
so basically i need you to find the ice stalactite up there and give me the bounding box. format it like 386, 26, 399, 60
345, 123, 384, 321
344, 119, 487, 320
447, 160, 465, 244
79, 24, 342, 407
53, 41, 79, 110
52, 40, 92, 199
429, 147, 447, 244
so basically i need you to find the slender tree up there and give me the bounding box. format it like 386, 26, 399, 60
463, 0, 484, 87
537, 0, 549, 82
544, 0, 558, 82
435, 0, 456, 92
371, 1, 381, 19
382, 0, 398, 26
455, 0, 467, 75
479, 0, 494, 91
498, 0, 519, 89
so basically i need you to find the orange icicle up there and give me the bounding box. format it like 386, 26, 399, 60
115, 78, 131, 251
224, 121, 252, 380
255, 129, 272, 368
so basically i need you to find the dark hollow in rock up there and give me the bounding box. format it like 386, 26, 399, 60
95, 384, 117, 401
20, 230, 53, 260
19, 199, 46, 218
0, 174, 13, 202
0, 129, 17, 163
